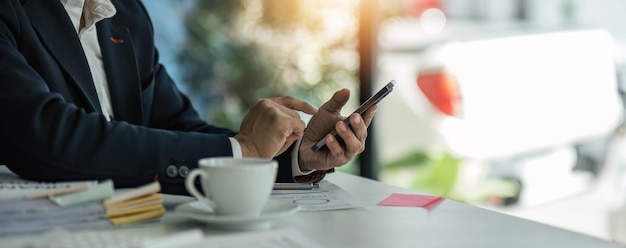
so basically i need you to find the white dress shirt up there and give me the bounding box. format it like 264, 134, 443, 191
60, 0, 314, 176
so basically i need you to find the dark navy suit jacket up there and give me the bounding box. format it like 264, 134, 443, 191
0, 0, 296, 195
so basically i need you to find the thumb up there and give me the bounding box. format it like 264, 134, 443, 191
320, 88, 350, 113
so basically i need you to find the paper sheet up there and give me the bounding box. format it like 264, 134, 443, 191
0, 198, 112, 236
271, 181, 362, 211
203, 228, 322, 248
0, 166, 96, 200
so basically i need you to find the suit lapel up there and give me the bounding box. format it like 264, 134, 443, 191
96, 20, 143, 125
23, 0, 101, 113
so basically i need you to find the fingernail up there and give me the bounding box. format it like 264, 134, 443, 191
327, 135, 334, 143
352, 114, 361, 124
339, 122, 348, 132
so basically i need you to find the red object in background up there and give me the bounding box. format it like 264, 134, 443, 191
417, 70, 462, 117
406, 0, 442, 17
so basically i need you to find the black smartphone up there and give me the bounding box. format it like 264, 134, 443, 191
311, 80, 396, 152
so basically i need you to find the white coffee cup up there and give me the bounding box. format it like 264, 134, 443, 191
185, 157, 278, 217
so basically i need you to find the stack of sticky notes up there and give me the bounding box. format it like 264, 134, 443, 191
47, 180, 166, 226
103, 181, 165, 225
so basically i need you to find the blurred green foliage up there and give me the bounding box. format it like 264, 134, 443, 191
384, 150, 520, 204
385, 150, 460, 198
178, 0, 360, 130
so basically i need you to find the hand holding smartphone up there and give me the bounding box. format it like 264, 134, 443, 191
311, 80, 396, 152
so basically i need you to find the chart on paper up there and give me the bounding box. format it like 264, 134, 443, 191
271, 181, 362, 211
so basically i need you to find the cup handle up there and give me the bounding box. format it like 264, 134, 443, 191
185, 169, 217, 210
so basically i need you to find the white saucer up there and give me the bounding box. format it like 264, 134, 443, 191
174, 200, 301, 231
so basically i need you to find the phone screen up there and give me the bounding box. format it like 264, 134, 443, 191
311, 80, 396, 152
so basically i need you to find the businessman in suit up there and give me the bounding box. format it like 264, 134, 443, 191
0, 0, 376, 195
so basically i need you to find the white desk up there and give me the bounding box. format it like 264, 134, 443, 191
143, 172, 621, 248
1, 171, 623, 247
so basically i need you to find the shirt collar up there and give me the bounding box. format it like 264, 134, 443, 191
61, 0, 116, 34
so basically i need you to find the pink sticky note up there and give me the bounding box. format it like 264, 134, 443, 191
377, 193, 443, 208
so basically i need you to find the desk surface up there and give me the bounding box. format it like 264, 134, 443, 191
148, 172, 621, 248
1, 171, 622, 248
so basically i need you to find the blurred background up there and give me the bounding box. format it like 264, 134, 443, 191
143, 0, 626, 243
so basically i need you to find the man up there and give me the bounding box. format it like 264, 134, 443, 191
0, 0, 376, 195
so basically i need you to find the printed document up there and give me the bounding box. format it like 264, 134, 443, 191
271, 180, 362, 211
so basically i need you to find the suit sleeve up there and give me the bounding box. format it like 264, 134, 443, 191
0, 0, 301, 195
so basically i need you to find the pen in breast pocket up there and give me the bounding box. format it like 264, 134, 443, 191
273, 183, 319, 190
